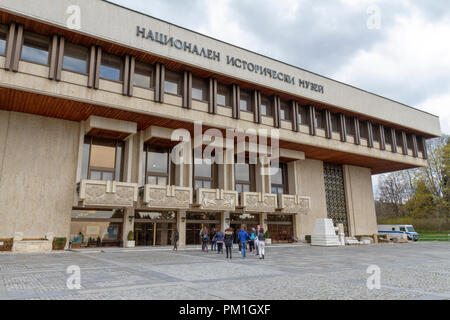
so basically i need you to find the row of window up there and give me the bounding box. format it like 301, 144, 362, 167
1, 26, 425, 155
81, 137, 289, 195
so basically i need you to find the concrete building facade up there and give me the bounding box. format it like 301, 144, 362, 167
0, 0, 441, 250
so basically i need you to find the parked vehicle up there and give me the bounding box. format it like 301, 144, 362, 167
378, 225, 419, 241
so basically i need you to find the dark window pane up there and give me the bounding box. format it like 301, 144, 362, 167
298, 106, 308, 125
360, 121, 369, 139
134, 61, 152, 88
100, 53, 122, 81
271, 167, 283, 185
0, 25, 7, 56
260, 96, 272, 117
331, 114, 340, 132
21, 32, 49, 65
192, 77, 207, 101
280, 101, 290, 121
240, 90, 252, 112
81, 142, 91, 180
164, 71, 182, 95
217, 84, 230, 107
315, 111, 325, 129
373, 125, 380, 142
62, 43, 88, 74
384, 128, 392, 144
346, 117, 355, 136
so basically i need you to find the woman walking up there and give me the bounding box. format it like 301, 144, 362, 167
249, 228, 255, 253
201, 226, 209, 252
224, 228, 233, 259
254, 224, 260, 256
258, 227, 265, 259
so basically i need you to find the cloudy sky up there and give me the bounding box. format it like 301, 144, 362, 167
108, 0, 449, 195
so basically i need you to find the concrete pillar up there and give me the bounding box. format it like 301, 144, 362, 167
160, 222, 168, 245
221, 211, 230, 231
123, 134, 134, 183
177, 210, 186, 247
122, 207, 135, 245
261, 213, 268, 233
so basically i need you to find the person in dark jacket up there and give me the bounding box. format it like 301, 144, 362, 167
215, 228, 224, 254
200, 226, 209, 252
173, 229, 179, 251
238, 227, 249, 258
258, 227, 266, 259
224, 228, 233, 259
254, 225, 260, 256
210, 228, 217, 251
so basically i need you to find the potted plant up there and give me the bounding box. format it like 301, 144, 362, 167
126, 231, 135, 248
265, 230, 272, 245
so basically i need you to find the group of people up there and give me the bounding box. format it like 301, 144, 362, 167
198, 225, 266, 260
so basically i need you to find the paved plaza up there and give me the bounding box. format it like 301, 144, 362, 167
0, 242, 449, 300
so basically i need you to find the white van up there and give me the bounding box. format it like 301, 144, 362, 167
378, 225, 419, 241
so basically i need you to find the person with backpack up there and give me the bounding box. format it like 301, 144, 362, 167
215, 228, 224, 254
224, 228, 233, 259
254, 224, 260, 256
258, 227, 266, 259
237, 226, 249, 258
249, 228, 256, 253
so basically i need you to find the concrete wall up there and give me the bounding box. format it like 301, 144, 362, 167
294, 159, 328, 239
0, 0, 441, 136
344, 165, 378, 236
0, 111, 79, 239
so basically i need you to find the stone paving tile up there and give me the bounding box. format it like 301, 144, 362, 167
0, 242, 449, 300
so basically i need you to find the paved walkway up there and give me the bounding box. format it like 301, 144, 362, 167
0, 242, 449, 300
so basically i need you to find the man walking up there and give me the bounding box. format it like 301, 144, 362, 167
254, 224, 260, 256
238, 226, 249, 259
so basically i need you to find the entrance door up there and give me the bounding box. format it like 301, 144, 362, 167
135, 222, 175, 246
268, 224, 293, 243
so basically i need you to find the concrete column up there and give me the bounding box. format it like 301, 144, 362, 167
221, 211, 230, 231
137, 130, 144, 185
177, 210, 186, 247
122, 207, 135, 245
160, 222, 168, 245
123, 135, 134, 183
287, 160, 299, 195
261, 213, 268, 232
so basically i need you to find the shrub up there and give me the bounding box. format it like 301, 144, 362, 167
127, 231, 135, 241
264, 230, 271, 239
0, 238, 13, 252
305, 235, 311, 243
52, 237, 67, 250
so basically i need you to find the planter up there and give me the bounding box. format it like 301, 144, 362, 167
52, 237, 67, 250
0, 238, 13, 252
126, 240, 135, 248
265, 238, 272, 245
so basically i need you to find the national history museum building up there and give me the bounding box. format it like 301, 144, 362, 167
0, 0, 441, 251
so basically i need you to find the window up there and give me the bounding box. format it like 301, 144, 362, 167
346, 117, 355, 136
298, 105, 308, 125
217, 83, 231, 107
192, 76, 208, 101
373, 124, 380, 142
164, 70, 182, 95
240, 89, 253, 112
193, 158, 217, 190
260, 95, 273, 117
143, 146, 171, 185
360, 121, 369, 140
271, 163, 288, 195
21, 32, 50, 65
81, 136, 124, 181
235, 162, 255, 193
100, 53, 123, 82
315, 110, 325, 129
396, 131, 403, 149
406, 134, 413, 151
417, 136, 425, 153
0, 25, 7, 56
384, 127, 392, 145
331, 113, 340, 133
279, 100, 290, 121
134, 61, 153, 89
62, 42, 88, 74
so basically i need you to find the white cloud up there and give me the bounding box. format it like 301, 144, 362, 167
332, 6, 450, 133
